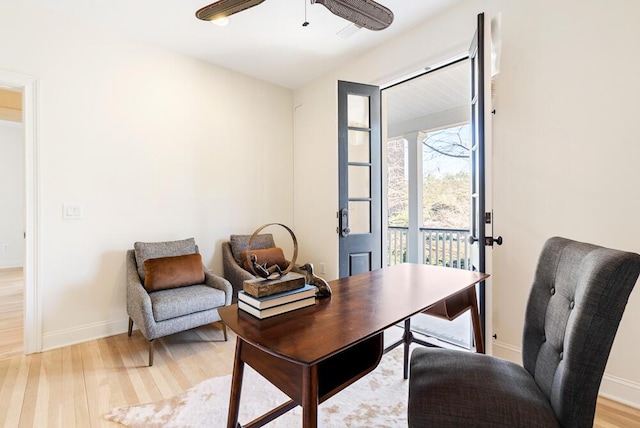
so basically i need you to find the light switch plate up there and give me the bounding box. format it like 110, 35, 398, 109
63, 203, 83, 220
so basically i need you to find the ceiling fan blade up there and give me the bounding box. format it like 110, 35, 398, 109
196, 0, 266, 21
311, 0, 394, 31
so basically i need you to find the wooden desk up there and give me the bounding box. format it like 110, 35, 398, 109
219, 263, 489, 428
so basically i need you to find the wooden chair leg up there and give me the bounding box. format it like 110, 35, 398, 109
222, 322, 228, 341
128, 318, 133, 337
149, 340, 155, 366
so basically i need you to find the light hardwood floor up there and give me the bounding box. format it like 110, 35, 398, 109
0, 268, 23, 361
0, 323, 233, 427
0, 323, 638, 427
1, 266, 639, 428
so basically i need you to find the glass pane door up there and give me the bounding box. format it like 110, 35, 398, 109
338, 81, 382, 278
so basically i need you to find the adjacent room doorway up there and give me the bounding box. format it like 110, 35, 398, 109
0, 70, 41, 356
0, 88, 25, 359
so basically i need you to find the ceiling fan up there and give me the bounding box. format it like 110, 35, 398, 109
195, 0, 394, 31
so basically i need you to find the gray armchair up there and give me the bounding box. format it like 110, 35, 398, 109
408, 236, 640, 427
222, 233, 302, 302
126, 238, 232, 366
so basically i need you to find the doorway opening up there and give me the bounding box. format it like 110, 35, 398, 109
382, 58, 473, 349
0, 70, 40, 357
0, 87, 25, 360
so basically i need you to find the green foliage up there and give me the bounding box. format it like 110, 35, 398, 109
422, 171, 470, 229
386, 124, 471, 229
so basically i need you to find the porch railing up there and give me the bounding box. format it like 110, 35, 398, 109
387, 226, 471, 270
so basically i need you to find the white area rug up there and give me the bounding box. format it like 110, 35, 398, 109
105, 347, 408, 427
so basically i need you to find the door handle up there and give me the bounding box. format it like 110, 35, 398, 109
489, 236, 503, 246
468, 235, 503, 246
337, 209, 350, 237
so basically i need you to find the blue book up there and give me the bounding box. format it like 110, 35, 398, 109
238, 284, 316, 310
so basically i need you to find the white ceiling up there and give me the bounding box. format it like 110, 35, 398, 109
31, 0, 461, 89
385, 59, 469, 129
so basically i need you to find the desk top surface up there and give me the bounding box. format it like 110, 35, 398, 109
219, 263, 489, 366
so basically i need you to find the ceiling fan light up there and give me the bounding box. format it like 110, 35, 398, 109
211, 16, 230, 26
312, 0, 394, 31
196, 0, 266, 21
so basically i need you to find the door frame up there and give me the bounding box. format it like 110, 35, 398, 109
381, 54, 468, 268
0, 69, 41, 354
381, 57, 476, 350
469, 12, 487, 348
378, 13, 493, 353
480, 13, 494, 356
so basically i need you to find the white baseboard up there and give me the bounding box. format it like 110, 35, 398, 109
600, 374, 640, 410
492, 340, 521, 363
0, 261, 22, 269
492, 340, 640, 409
41, 318, 130, 352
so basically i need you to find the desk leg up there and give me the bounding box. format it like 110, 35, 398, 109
227, 338, 245, 428
301, 364, 319, 428
469, 288, 484, 354
402, 318, 412, 379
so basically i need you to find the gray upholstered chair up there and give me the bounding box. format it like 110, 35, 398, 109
408, 236, 640, 428
222, 233, 300, 302
126, 238, 233, 366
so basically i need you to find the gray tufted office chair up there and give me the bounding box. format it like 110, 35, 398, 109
408, 237, 640, 427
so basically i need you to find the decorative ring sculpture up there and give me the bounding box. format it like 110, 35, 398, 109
245, 223, 298, 278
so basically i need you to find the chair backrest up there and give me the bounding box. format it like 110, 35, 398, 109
133, 238, 199, 282
522, 237, 640, 427
228, 233, 276, 266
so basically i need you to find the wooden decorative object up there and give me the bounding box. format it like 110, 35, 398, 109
242, 223, 304, 298
243, 273, 306, 298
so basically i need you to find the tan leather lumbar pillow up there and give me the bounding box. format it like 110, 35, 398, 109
240, 247, 288, 271
143, 253, 205, 292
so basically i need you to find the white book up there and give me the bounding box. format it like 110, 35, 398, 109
238, 284, 317, 310
238, 296, 316, 319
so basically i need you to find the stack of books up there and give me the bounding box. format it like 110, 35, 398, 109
238, 284, 316, 319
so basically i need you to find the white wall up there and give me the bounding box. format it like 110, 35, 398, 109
0, 120, 24, 268
293, 3, 477, 285
0, 2, 293, 349
2, 0, 639, 408
490, 0, 640, 406
294, 0, 640, 406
